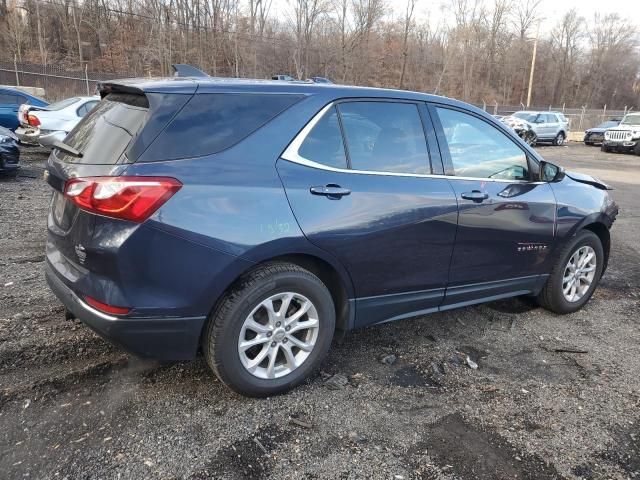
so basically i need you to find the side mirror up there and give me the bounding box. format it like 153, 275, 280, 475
539, 160, 564, 182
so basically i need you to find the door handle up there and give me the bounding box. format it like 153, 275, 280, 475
310, 184, 351, 199
461, 190, 489, 202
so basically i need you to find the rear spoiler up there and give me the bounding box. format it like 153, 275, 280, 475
172, 64, 209, 78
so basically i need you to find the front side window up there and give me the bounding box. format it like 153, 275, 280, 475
436, 107, 529, 181
298, 106, 347, 168
338, 102, 430, 174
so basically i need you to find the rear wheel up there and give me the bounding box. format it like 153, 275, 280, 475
203, 262, 335, 397
553, 132, 565, 146
537, 231, 604, 314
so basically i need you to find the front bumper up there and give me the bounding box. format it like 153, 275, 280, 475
603, 138, 638, 150
45, 261, 206, 361
584, 132, 604, 143
0, 141, 20, 173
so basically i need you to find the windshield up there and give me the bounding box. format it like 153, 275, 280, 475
621, 115, 640, 126
46, 97, 81, 111
513, 112, 537, 122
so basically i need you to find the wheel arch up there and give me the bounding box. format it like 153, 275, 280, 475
582, 221, 611, 274
204, 250, 355, 342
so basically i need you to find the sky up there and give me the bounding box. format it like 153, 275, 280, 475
272, 0, 640, 37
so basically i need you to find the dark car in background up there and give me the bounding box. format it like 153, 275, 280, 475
44, 72, 618, 396
0, 87, 48, 130
584, 119, 621, 146
0, 126, 20, 176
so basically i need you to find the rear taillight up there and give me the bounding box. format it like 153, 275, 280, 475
84, 296, 131, 315
27, 114, 40, 126
64, 176, 182, 223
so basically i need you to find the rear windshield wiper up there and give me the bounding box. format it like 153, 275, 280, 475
53, 140, 83, 158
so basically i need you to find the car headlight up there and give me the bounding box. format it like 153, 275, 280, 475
632, 130, 640, 139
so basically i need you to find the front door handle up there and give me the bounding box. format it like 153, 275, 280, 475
310, 184, 351, 199
461, 190, 489, 202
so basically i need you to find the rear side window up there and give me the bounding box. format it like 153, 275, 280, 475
144, 93, 303, 160
0, 93, 19, 104
338, 102, 429, 174
55, 93, 148, 164
298, 106, 347, 168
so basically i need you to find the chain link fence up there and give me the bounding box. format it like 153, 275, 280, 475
1, 61, 636, 133
0, 61, 128, 101
475, 102, 635, 132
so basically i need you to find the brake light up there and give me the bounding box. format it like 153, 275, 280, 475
84, 296, 131, 315
27, 114, 40, 126
64, 176, 182, 223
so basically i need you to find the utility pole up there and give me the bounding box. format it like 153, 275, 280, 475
526, 24, 540, 108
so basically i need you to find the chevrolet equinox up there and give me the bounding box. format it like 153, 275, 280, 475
44, 72, 618, 396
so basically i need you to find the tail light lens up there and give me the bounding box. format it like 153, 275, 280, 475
27, 114, 40, 127
64, 176, 182, 223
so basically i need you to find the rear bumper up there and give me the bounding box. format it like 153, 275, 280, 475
45, 261, 206, 361
15, 126, 40, 145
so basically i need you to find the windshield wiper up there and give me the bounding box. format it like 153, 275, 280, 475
53, 140, 83, 158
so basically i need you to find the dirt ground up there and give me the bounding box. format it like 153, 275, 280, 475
1, 143, 639, 480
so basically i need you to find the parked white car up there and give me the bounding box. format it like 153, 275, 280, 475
16, 96, 100, 148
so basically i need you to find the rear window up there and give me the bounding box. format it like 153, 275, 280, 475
141, 93, 303, 161
55, 93, 148, 164
47, 97, 80, 110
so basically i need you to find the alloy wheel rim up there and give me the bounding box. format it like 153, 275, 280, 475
238, 292, 319, 379
562, 246, 597, 303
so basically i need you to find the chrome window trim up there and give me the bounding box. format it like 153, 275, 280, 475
281, 101, 543, 185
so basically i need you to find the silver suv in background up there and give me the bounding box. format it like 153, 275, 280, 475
512, 111, 569, 146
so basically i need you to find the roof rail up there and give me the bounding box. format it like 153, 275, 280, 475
172, 64, 209, 78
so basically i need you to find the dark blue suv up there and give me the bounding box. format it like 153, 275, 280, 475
45, 74, 618, 396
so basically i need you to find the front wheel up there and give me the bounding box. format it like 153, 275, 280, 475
553, 132, 566, 146
601, 145, 610, 153
203, 262, 335, 397
537, 231, 604, 314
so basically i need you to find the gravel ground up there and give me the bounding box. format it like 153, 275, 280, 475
0, 144, 639, 480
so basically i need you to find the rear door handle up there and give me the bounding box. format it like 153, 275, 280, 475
310, 184, 351, 199
461, 190, 489, 202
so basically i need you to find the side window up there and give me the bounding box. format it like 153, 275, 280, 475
545, 114, 556, 123
298, 106, 347, 168
338, 101, 430, 174
0, 93, 18, 104
435, 107, 529, 181
77, 101, 98, 117
16, 95, 27, 105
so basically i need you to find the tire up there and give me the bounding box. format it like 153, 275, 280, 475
537, 230, 604, 314
601, 145, 610, 153
584, 141, 593, 146
203, 262, 335, 397
553, 132, 565, 146
635, 142, 640, 156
